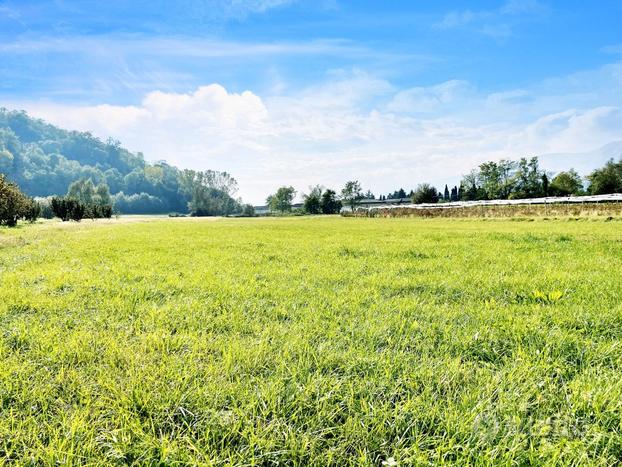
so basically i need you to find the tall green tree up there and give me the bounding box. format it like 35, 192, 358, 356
549, 169, 583, 196
511, 157, 544, 199
478, 162, 501, 200
303, 185, 323, 214
460, 172, 482, 201
67, 178, 96, 204
341, 180, 363, 212
497, 159, 517, 199
95, 183, 112, 206
450, 186, 459, 201
320, 189, 342, 214
412, 183, 439, 204
181, 170, 240, 216
267, 186, 296, 213
587, 159, 622, 194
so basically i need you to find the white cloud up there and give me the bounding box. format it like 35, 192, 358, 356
514, 107, 622, 154
223, 0, 295, 15
500, 0, 547, 15
602, 43, 622, 55
435, 10, 480, 29
434, 0, 548, 37
11, 63, 622, 204
386, 80, 472, 114
142, 85, 268, 128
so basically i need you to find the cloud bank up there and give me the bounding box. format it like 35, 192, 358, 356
12, 62, 622, 204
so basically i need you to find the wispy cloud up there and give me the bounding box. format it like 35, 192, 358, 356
0, 33, 432, 101
0, 36, 371, 58
0, 4, 20, 20
0, 0, 299, 30
434, 0, 549, 38
602, 43, 622, 55
435, 10, 483, 30
221, 0, 297, 17
500, 0, 548, 15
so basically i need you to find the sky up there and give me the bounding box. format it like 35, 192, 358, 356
1, 0, 622, 203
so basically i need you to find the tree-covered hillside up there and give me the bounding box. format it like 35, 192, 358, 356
0, 108, 239, 214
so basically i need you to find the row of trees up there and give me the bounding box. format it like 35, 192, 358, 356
266, 181, 374, 214
1, 173, 117, 226
265, 156, 622, 214
50, 197, 113, 222
456, 156, 622, 201
265, 180, 444, 214
32, 170, 242, 217
266, 185, 344, 214
376, 156, 622, 206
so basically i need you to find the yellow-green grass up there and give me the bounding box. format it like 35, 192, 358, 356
1, 217, 621, 465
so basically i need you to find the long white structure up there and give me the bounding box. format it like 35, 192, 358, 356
357, 193, 622, 211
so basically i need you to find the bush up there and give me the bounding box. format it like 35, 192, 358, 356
0, 174, 39, 226
240, 204, 255, 217
51, 197, 84, 222
86, 203, 113, 220
22, 198, 41, 223
69, 200, 85, 221
51, 196, 111, 222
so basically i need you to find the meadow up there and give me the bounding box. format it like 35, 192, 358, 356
1, 216, 621, 465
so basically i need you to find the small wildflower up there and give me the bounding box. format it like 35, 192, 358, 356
382, 457, 398, 467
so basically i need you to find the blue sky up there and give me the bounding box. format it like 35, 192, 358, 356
2, 0, 622, 202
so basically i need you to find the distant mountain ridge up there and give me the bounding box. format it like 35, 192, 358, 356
0, 108, 190, 212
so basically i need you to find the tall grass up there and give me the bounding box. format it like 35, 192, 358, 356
0, 217, 621, 464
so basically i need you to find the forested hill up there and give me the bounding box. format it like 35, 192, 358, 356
0, 108, 239, 214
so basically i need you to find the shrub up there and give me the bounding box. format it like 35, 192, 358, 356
0, 174, 39, 226
69, 200, 85, 221
241, 204, 255, 217
51, 196, 112, 222
22, 198, 41, 223
86, 204, 113, 220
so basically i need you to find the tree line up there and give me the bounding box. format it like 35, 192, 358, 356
265, 156, 622, 214
373, 156, 622, 205
265, 181, 366, 214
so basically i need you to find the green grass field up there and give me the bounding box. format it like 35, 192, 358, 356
1, 217, 621, 465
